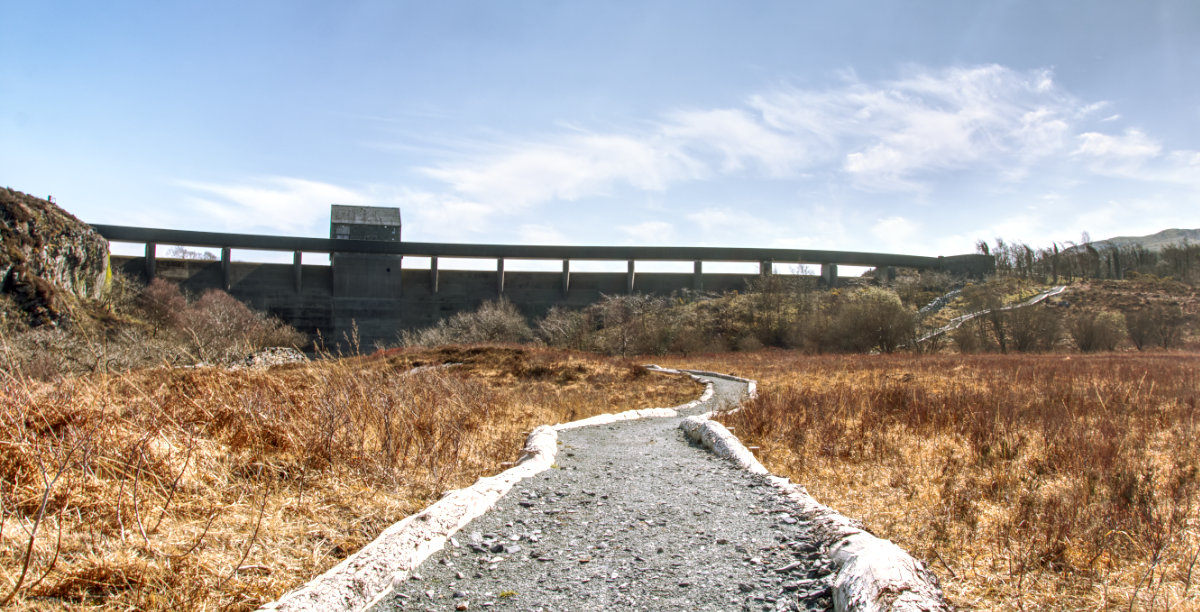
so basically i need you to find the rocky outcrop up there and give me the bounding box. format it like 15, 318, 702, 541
1, 188, 109, 326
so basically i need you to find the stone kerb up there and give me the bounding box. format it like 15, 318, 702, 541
262, 373, 714, 612
677, 384, 949, 611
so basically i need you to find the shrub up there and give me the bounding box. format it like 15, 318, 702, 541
1125, 303, 1186, 350
535, 306, 588, 350
1070, 309, 1127, 352
585, 294, 674, 356
402, 298, 534, 347
181, 289, 307, 362
951, 321, 985, 354
138, 278, 188, 336
828, 287, 916, 353
1006, 303, 1061, 352
961, 280, 1013, 352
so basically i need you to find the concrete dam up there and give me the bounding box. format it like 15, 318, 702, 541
94, 206, 993, 349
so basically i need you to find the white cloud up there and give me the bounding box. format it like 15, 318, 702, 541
176, 65, 1191, 250
661, 108, 806, 176
1074, 129, 1161, 159
869, 215, 921, 251
518, 223, 569, 245
419, 133, 702, 208
1072, 130, 1200, 189
619, 221, 675, 244
398, 190, 501, 241
174, 177, 521, 243
824, 66, 1079, 189
175, 176, 373, 234
685, 209, 778, 241
420, 63, 1110, 210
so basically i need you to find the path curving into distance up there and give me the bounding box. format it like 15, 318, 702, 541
266, 370, 946, 612
915, 285, 1067, 345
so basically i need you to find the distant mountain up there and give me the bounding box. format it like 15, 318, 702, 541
1085, 228, 1200, 252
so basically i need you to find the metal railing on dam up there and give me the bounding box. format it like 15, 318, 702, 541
93, 223, 993, 347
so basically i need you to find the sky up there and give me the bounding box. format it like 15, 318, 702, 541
3, 1, 1199, 269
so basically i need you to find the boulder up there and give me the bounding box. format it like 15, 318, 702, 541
1, 188, 109, 326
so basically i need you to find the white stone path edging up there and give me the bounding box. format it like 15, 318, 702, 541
676, 381, 949, 611
915, 284, 1067, 344
261, 373, 714, 612
265, 365, 947, 611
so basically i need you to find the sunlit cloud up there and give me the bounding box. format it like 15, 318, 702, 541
419, 133, 703, 208
660, 108, 807, 176
415, 64, 1114, 204
869, 215, 921, 252
1074, 129, 1162, 159
175, 177, 372, 234
619, 221, 675, 245
178, 64, 1197, 250
518, 223, 570, 245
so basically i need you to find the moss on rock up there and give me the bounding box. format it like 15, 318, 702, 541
0, 187, 109, 326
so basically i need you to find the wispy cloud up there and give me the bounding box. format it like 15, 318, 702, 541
660, 108, 808, 176
869, 215, 921, 252
685, 208, 779, 241
178, 64, 1196, 246
419, 133, 702, 208
619, 221, 675, 245
1072, 129, 1200, 188
415, 64, 1105, 203
1075, 129, 1162, 159
175, 177, 373, 234
518, 223, 570, 245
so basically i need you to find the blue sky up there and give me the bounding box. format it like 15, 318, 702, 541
3, 1, 1198, 266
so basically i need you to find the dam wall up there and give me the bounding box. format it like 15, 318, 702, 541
96, 224, 993, 349
108, 255, 755, 347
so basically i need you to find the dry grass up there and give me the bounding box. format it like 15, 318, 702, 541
661, 350, 1200, 610
0, 345, 698, 610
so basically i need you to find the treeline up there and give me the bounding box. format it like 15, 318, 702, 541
982, 235, 1200, 283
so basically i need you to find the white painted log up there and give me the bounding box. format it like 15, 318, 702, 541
831, 534, 948, 611
680, 413, 948, 611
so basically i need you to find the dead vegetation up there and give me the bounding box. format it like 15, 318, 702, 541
663, 350, 1200, 610
0, 346, 698, 610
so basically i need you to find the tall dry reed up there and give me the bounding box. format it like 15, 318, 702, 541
0, 346, 697, 610
665, 350, 1200, 610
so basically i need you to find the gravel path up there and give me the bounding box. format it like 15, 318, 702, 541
369, 377, 840, 612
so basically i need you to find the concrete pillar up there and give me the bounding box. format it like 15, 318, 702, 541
561, 259, 570, 296
144, 242, 156, 280
760, 259, 773, 275
821, 262, 838, 287
497, 258, 505, 296
292, 251, 303, 293
626, 260, 636, 294
221, 247, 232, 291
430, 256, 440, 294
885, 266, 896, 283
693, 260, 703, 291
